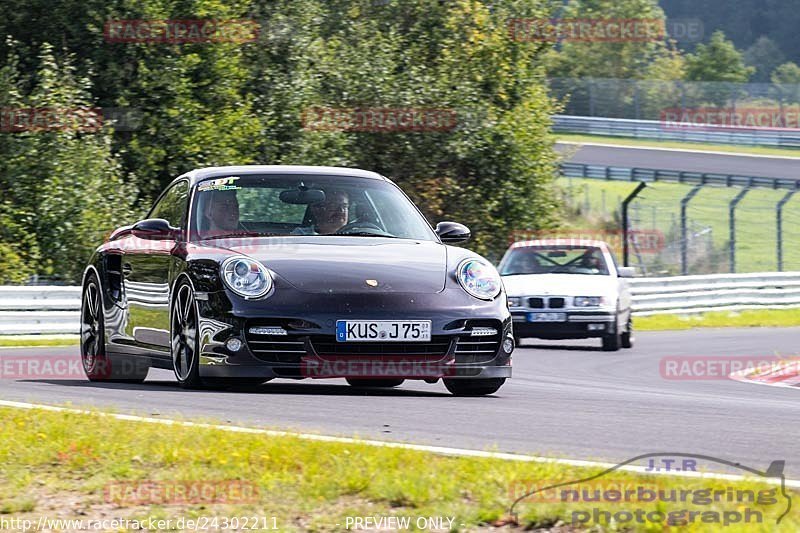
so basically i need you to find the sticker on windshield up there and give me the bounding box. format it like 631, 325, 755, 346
198, 177, 241, 192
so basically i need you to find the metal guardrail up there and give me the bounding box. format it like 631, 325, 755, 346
1, 275, 799, 334
553, 115, 800, 148
0, 287, 82, 335
629, 272, 800, 316
560, 162, 800, 191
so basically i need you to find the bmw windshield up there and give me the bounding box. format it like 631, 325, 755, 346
500, 245, 610, 276
190, 174, 438, 241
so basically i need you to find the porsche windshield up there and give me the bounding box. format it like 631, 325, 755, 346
191, 174, 437, 241
500, 245, 610, 276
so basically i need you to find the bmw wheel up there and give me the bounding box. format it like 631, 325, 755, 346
621, 317, 634, 349
602, 318, 622, 351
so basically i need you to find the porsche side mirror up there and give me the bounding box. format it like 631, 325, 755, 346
435, 221, 471, 244
617, 266, 636, 278
132, 218, 178, 240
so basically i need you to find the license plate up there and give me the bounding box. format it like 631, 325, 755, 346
336, 320, 432, 342
527, 312, 566, 323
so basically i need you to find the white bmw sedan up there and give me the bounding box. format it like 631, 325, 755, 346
499, 239, 634, 351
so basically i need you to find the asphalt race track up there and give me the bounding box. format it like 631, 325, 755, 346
556, 142, 800, 180
1, 328, 799, 477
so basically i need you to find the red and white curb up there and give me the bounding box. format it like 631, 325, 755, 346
729, 359, 800, 389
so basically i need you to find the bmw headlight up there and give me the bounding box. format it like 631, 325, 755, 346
507, 296, 522, 308
574, 296, 604, 307
221, 256, 272, 299
457, 259, 502, 300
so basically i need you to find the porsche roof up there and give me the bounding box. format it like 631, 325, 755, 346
177, 165, 388, 186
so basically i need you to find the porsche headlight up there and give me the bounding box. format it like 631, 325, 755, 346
457, 259, 502, 300
221, 256, 272, 299
574, 296, 604, 307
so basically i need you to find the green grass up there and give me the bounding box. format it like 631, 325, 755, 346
557, 133, 800, 158
0, 335, 79, 348
0, 406, 795, 531
636, 308, 800, 331
558, 177, 800, 275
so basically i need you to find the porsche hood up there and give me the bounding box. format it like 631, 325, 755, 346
211, 237, 447, 294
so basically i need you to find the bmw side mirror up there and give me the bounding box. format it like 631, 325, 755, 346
435, 221, 471, 244
132, 218, 178, 240
617, 266, 636, 278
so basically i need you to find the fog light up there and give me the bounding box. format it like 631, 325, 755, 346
502, 337, 514, 354
587, 324, 605, 331
226, 337, 243, 352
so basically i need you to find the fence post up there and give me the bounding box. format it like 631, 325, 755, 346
777, 190, 797, 271
622, 182, 647, 267
729, 187, 751, 273
680, 185, 703, 275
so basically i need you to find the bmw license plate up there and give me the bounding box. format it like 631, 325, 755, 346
527, 312, 566, 322
336, 320, 431, 342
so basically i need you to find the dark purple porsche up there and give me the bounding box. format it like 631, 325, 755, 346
81, 166, 513, 395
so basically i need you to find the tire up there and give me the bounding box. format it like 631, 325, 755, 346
346, 378, 404, 388
602, 318, 621, 352
443, 378, 505, 396
621, 317, 634, 349
171, 280, 203, 388
81, 273, 148, 383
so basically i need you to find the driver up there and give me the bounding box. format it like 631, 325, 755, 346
294, 189, 350, 235
200, 189, 240, 236
517, 252, 543, 274
580, 250, 606, 272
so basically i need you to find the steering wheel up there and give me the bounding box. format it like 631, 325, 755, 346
334, 221, 384, 234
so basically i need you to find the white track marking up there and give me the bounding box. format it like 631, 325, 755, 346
1, 399, 797, 488
556, 140, 800, 160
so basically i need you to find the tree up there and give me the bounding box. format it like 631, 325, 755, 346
770, 62, 800, 106
246, 0, 562, 259
684, 31, 754, 107
545, 0, 673, 80
0, 42, 140, 282
685, 31, 754, 83
744, 37, 785, 83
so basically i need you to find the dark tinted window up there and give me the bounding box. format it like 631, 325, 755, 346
150, 181, 189, 229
